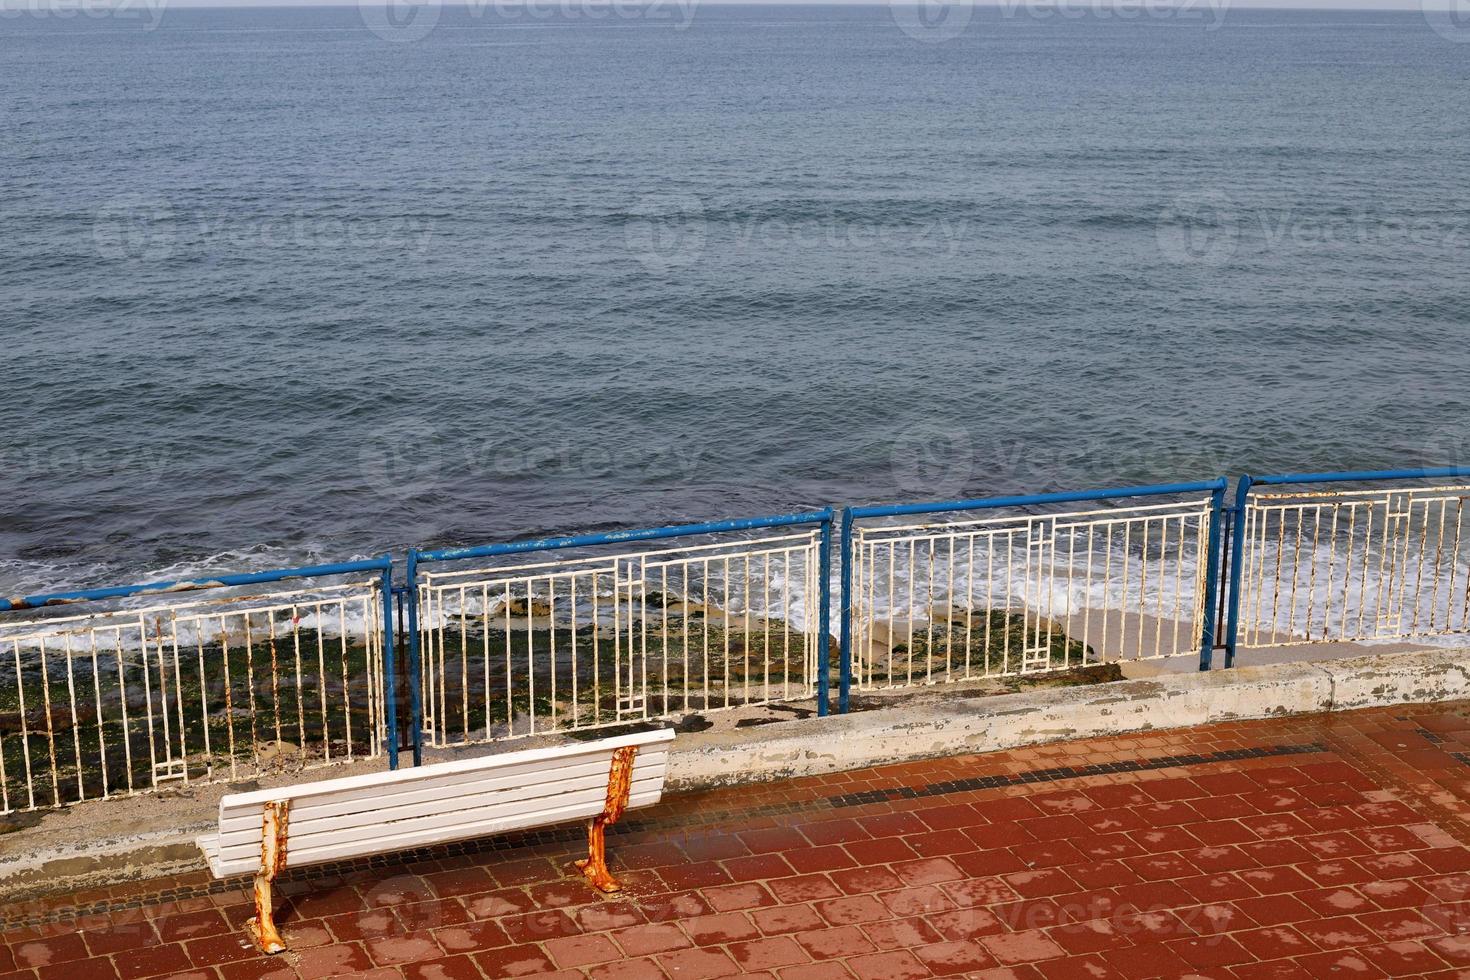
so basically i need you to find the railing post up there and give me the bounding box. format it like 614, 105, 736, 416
379, 557, 399, 771
817, 512, 832, 717
1223, 475, 1254, 669
838, 508, 854, 714
405, 549, 424, 766
1198, 481, 1227, 671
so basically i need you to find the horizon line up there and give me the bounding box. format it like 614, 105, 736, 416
82, 0, 1460, 11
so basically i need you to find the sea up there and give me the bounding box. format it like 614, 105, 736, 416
2, 2, 1469, 595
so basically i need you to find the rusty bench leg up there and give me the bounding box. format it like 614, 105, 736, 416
246, 800, 290, 955
576, 745, 638, 893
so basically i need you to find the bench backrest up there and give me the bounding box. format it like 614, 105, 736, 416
202, 728, 674, 878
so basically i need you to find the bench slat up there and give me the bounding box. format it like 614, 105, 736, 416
219, 729, 670, 809
221, 748, 651, 820
207, 785, 665, 877
202, 729, 675, 879
215, 754, 666, 837
212, 763, 667, 854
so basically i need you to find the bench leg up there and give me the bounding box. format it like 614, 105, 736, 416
246, 800, 290, 955
576, 745, 638, 894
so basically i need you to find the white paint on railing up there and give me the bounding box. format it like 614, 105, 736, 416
417, 531, 823, 746
0, 581, 386, 815
853, 499, 1212, 690
1241, 484, 1470, 647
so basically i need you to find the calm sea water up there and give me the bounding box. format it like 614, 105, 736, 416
2, 3, 1468, 593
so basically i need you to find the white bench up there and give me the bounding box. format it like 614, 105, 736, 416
197, 728, 675, 953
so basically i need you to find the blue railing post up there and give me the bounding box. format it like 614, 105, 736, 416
1198, 482, 1227, 671
816, 512, 833, 717
405, 549, 424, 767
379, 556, 399, 771
1223, 474, 1255, 669
838, 508, 853, 714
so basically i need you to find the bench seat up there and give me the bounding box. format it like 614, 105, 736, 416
197, 728, 674, 952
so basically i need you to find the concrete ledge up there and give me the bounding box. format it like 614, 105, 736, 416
3, 647, 1466, 903
0, 829, 207, 902
1321, 650, 1470, 711
665, 647, 1470, 790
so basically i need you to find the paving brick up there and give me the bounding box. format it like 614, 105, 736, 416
724, 853, 795, 883
845, 948, 931, 980
576, 900, 645, 932
784, 846, 856, 874
431, 917, 512, 954
217, 958, 297, 980
914, 939, 995, 976
1359, 939, 1448, 975
296, 941, 377, 979
841, 836, 917, 865
364, 935, 442, 968
925, 906, 1005, 942
655, 946, 739, 979
683, 911, 759, 945
1048, 918, 1131, 957
586, 956, 667, 980
11, 933, 88, 970
1292, 949, 1389, 977
776, 963, 859, 980
1426, 933, 1470, 964
794, 924, 875, 960
1165, 934, 1254, 969
461, 888, 536, 920
751, 904, 826, 936
112, 943, 192, 979
611, 922, 690, 957
728, 935, 808, 971
544, 933, 620, 968
1358, 878, 1431, 909
472, 943, 557, 977
639, 890, 714, 924
702, 882, 775, 912
982, 929, 1065, 965
767, 875, 842, 904
1233, 925, 1316, 960
814, 895, 887, 926
182, 932, 257, 967
1230, 961, 1319, 979
890, 857, 963, 886
740, 828, 809, 855
941, 877, 1019, 908
35, 956, 119, 980
1004, 869, 1077, 898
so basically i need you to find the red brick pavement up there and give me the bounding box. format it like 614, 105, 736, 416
7, 701, 1470, 979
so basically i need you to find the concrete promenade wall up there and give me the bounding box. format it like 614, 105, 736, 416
667, 648, 1470, 789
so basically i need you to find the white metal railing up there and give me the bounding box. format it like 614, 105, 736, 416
853, 499, 1213, 690
1239, 484, 1470, 647
0, 581, 386, 814
417, 531, 823, 745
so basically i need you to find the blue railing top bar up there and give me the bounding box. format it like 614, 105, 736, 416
415, 508, 836, 565
846, 478, 1229, 523
6, 467, 1463, 614
1242, 467, 1470, 490
0, 555, 395, 613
